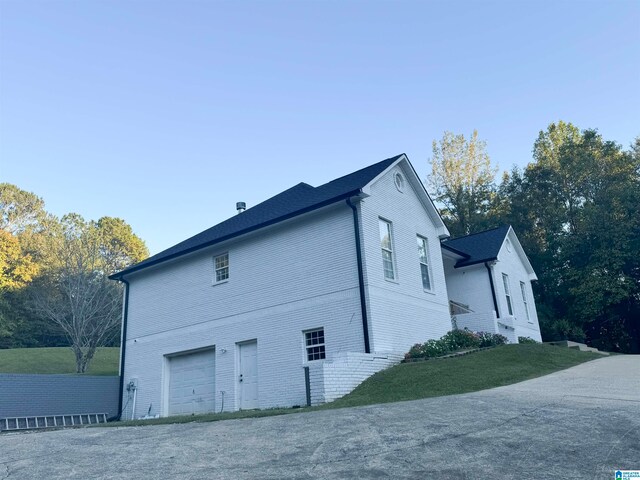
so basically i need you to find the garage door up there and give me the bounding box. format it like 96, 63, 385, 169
168, 348, 216, 416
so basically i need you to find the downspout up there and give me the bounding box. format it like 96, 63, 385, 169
346, 197, 371, 354
485, 262, 500, 318
116, 277, 130, 420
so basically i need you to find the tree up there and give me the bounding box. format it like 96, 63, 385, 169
0, 229, 39, 290
30, 214, 148, 372
0, 183, 46, 235
497, 123, 640, 352
428, 130, 499, 237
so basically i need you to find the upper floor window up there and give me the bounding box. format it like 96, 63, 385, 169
214, 253, 229, 283
502, 273, 513, 316
379, 219, 395, 280
394, 172, 405, 192
417, 236, 432, 291
304, 328, 326, 361
520, 281, 531, 322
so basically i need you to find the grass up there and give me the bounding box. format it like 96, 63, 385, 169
327, 343, 602, 408
106, 343, 602, 428
0, 347, 120, 375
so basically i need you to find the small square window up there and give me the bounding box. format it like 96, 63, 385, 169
214, 253, 229, 282
304, 328, 326, 361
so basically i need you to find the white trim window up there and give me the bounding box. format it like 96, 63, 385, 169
417, 235, 432, 291
502, 273, 513, 316
520, 281, 531, 322
379, 218, 395, 280
214, 253, 229, 283
304, 328, 325, 361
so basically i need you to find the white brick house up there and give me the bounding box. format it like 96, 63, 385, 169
441, 226, 543, 343
111, 154, 453, 419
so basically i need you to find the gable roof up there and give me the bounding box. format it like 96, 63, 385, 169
442, 225, 537, 280
442, 225, 511, 268
111, 154, 405, 280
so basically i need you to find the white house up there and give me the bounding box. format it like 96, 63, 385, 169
110, 154, 453, 419
441, 226, 542, 343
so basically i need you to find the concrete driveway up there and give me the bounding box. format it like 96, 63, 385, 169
2, 355, 639, 480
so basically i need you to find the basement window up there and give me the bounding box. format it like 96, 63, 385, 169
304, 328, 326, 361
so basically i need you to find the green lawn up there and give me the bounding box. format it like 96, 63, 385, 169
328, 343, 602, 408
0, 347, 120, 375
107, 343, 602, 427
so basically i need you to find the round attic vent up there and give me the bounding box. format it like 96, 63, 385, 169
506, 238, 512, 252
394, 172, 405, 192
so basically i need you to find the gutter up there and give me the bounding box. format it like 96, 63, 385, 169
116, 277, 130, 420
346, 196, 371, 354
485, 262, 500, 318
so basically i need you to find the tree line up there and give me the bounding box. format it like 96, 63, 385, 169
1, 119, 638, 370
0, 185, 148, 371
429, 121, 640, 353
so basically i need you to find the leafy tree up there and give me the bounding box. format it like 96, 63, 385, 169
29, 214, 147, 371
497, 123, 640, 352
428, 130, 499, 236
0, 183, 46, 235
0, 229, 39, 290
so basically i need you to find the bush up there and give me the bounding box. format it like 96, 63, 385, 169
518, 336, 538, 344
404, 329, 506, 360
476, 332, 508, 348
440, 329, 481, 350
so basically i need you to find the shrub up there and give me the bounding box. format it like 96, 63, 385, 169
440, 329, 481, 351
421, 339, 450, 358
476, 332, 508, 348
405, 343, 425, 359
518, 336, 538, 344
403, 328, 506, 360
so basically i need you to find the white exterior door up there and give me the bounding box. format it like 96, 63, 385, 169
238, 340, 258, 409
168, 348, 216, 416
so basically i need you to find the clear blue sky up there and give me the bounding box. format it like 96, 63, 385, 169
1, 1, 638, 255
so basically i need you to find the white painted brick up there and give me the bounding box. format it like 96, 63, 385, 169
121, 161, 457, 418
359, 164, 452, 352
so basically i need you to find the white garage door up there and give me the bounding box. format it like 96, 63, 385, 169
168, 348, 216, 416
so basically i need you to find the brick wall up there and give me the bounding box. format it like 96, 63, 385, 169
359, 162, 452, 352
0, 374, 119, 418
308, 352, 403, 405
122, 203, 367, 418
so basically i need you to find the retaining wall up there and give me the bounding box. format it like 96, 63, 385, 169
0, 374, 120, 419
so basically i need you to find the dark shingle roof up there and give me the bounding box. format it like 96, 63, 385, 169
111, 154, 404, 279
442, 225, 511, 267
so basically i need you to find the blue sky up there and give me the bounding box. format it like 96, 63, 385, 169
1, 0, 638, 255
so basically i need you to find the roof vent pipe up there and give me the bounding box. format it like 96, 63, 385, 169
236, 202, 246, 214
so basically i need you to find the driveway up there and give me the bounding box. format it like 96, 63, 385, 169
2, 355, 639, 480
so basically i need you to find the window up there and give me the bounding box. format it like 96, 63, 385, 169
417, 236, 432, 290
520, 281, 531, 322
502, 273, 513, 316
394, 172, 405, 192
379, 219, 395, 280
214, 253, 229, 282
304, 328, 325, 361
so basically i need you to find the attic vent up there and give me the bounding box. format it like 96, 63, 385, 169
236, 202, 246, 214
394, 172, 405, 192
505, 238, 512, 252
